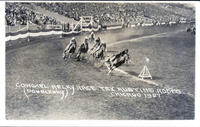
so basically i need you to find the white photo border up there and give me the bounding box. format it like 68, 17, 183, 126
0, 1, 199, 126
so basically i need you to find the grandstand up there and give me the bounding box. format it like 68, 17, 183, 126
36, 3, 194, 25
5, 2, 195, 35
6, 3, 195, 27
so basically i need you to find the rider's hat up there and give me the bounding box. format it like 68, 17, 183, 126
85, 36, 88, 40
72, 37, 75, 40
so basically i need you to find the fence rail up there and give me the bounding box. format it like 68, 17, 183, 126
5, 22, 128, 42
6, 30, 81, 42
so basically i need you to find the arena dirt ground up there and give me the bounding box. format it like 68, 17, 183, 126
6, 24, 195, 120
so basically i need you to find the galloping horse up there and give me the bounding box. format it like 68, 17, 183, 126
76, 37, 89, 61
63, 37, 77, 60
105, 49, 130, 74
92, 43, 107, 61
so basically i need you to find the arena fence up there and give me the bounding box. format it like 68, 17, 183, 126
5, 22, 122, 42
6, 30, 81, 42
6, 20, 189, 43
4, 23, 156, 42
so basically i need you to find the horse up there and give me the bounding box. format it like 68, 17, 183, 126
192, 27, 196, 35
186, 27, 195, 35
63, 43, 76, 61
105, 52, 130, 74
92, 43, 107, 60
76, 41, 89, 61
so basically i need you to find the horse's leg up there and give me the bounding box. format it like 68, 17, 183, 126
105, 63, 111, 74
88, 53, 94, 65
63, 56, 67, 61
97, 58, 102, 67
91, 57, 95, 65
91, 54, 96, 65
93, 57, 97, 66
112, 66, 116, 71
81, 54, 83, 60
76, 52, 81, 61
79, 53, 82, 60
83, 53, 86, 60
98, 61, 104, 68
88, 54, 92, 62
105, 61, 112, 74
86, 53, 90, 63
64, 52, 69, 61
63, 53, 66, 60
81, 53, 85, 60
107, 68, 113, 75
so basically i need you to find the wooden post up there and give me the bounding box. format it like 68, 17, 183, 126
80, 17, 83, 32
60, 24, 63, 38
8, 25, 10, 33
27, 20, 30, 42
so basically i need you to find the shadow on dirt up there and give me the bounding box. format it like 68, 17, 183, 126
152, 76, 163, 80
126, 71, 139, 76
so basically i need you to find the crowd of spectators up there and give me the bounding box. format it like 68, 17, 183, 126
36, 3, 129, 25
6, 2, 194, 30
6, 3, 58, 26
36, 3, 194, 26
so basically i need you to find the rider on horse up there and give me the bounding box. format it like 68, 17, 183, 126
95, 42, 105, 52
90, 37, 101, 53
65, 37, 77, 52
63, 37, 77, 59
76, 36, 89, 61
107, 49, 129, 69
92, 42, 107, 59
110, 49, 128, 62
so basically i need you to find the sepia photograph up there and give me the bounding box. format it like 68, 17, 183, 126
5, 1, 195, 120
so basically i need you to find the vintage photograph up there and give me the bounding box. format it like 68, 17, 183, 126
5, 2, 195, 120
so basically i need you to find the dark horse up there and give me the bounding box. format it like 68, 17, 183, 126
63, 43, 76, 60
105, 49, 130, 74
76, 41, 89, 61
92, 43, 107, 60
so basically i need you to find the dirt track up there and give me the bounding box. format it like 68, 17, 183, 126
6, 25, 195, 120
